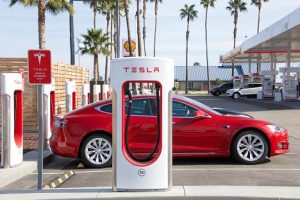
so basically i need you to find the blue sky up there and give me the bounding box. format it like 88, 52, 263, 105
0, 0, 299, 78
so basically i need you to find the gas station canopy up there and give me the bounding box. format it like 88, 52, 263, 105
220, 7, 300, 64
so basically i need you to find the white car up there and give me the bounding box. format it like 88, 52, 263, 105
226, 83, 262, 99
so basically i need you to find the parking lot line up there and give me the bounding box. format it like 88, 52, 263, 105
29, 168, 300, 175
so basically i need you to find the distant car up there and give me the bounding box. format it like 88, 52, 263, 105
212, 107, 253, 118
51, 95, 289, 168
226, 83, 262, 99
209, 83, 233, 96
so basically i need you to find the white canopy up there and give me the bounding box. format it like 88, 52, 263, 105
220, 7, 300, 63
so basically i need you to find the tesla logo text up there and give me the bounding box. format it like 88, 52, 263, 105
123, 67, 159, 73
34, 52, 45, 64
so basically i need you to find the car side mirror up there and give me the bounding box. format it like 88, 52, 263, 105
193, 110, 207, 120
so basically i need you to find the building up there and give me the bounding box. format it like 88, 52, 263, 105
175, 63, 271, 91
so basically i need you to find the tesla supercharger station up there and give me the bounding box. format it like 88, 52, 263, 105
280, 67, 300, 100
260, 70, 278, 98
82, 83, 90, 106
111, 57, 174, 191
1, 73, 23, 168
93, 85, 101, 102
65, 80, 76, 112
42, 78, 55, 150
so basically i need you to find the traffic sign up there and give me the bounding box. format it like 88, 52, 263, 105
28, 50, 51, 84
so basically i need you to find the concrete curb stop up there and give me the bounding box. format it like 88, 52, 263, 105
43, 170, 75, 189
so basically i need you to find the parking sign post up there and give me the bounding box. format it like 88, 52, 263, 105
28, 50, 52, 190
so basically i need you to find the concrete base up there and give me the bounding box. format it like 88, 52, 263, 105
1, 186, 300, 200
0, 150, 52, 188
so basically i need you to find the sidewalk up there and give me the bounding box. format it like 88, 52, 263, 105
0, 150, 52, 188
1, 186, 300, 200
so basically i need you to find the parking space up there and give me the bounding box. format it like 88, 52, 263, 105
2, 95, 300, 190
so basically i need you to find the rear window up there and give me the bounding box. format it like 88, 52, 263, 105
99, 104, 112, 113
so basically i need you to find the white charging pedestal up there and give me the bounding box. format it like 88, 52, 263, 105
82, 83, 90, 106
42, 78, 55, 151
111, 57, 174, 191
1, 73, 24, 168
65, 80, 76, 112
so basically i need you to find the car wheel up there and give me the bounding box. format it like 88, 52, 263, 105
80, 134, 112, 168
232, 131, 268, 164
233, 92, 240, 99
215, 91, 221, 96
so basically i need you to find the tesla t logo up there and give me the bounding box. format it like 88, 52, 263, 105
123, 67, 160, 73
34, 52, 45, 65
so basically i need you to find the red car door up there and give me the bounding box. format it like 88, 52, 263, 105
172, 100, 217, 153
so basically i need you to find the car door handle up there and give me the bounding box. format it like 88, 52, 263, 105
223, 125, 230, 129
172, 122, 176, 125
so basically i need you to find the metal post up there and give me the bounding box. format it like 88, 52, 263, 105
37, 85, 44, 190
116, 0, 120, 58
69, 0, 75, 65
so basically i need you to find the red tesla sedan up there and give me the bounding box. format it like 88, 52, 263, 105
50, 95, 289, 168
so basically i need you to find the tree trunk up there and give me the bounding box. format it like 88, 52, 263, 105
205, 7, 210, 93
94, 53, 99, 83
143, 0, 147, 56
137, 0, 142, 56
110, 11, 113, 58
104, 12, 110, 84
38, 0, 46, 49
153, 0, 158, 57
124, 0, 133, 56
185, 18, 190, 95
93, 4, 97, 29
113, 13, 117, 58
257, 5, 261, 34
232, 12, 238, 80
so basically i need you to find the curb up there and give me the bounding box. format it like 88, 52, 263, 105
43, 170, 75, 189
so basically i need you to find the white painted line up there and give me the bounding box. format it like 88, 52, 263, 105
32, 168, 300, 175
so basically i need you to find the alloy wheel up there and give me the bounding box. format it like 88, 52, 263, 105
85, 137, 112, 165
236, 134, 265, 162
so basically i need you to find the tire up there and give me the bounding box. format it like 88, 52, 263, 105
233, 92, 240, 99
215, 91, 221, 96
232, 131, 268, 164
80, 134, 112, 168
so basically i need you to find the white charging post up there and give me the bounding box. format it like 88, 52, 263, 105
102, 84, 110, 100
93, 85, 101, 102
111, 57, 174, 191
82, 83, 90, 106
42, 78, 55, 151
1, 73, 24, 168
65, 80, 76, 112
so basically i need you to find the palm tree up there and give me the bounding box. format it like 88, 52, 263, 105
180, 4, 198, 94
102, 0, 114, 84
251, 0, 269, 34
83, 0, 104, 29
200, 0, 216, 93
9, 0, 74, 49
124, 0, 133, 56
226, 0, 247, 77
150, 0, 162, 57
80, 29, 111, 84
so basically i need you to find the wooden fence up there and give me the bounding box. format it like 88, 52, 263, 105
0, 57, 90, 134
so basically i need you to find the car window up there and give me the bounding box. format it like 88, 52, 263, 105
241, 84, 249, 89
172, 101, 197, 117
96, 99, 152, 116
125, 99, 152, 116
98, 104, 112, 113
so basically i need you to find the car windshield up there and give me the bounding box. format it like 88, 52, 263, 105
174, 95, 221, 116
